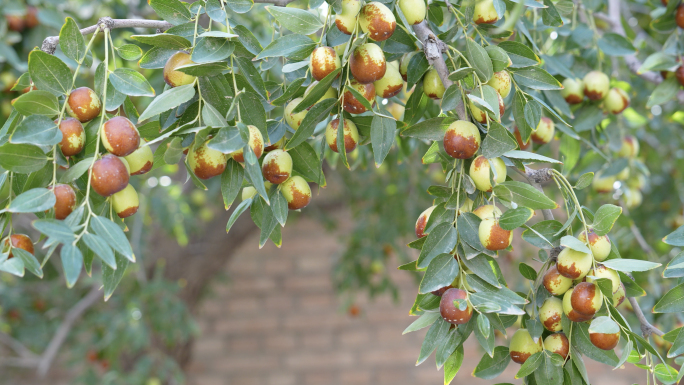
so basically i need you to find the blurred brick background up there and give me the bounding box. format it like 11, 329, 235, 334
185, 210, 643, 385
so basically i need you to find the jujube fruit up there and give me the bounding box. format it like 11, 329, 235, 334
284, 97, 308, 130
231, 125, 264, 163
439, 288, 473, 325
571, 281, 603, 316
540, 297, 564, 332
592, 171, 616, 193
544, 333, 569, 359
261, 149, 293, 184
478, 216, 512, 250
443, 120, 481, 159
578, 229, 611, 261
415, 205, 437, 238
531, 117, 554, 144
473, 0, 499, 24
590, 329, 620, 350
587, 264, 621, 293
50, 184, 77, 220
487, 71, 511, 98
310, 47, 341, 81
56, 117, 86, 156
335, 0, 361, 34
359, 2, 396, 42
325, 119, 359, 153
101, 116, 140, 157
469, 155, 506, 192
163, 51, 196, 87
617, 135, 639, 158
561, 78, 584, 104
556, 247, 592, 280
350, 43, 386, 84
2, 234, 34, 259
677, 4, 684, 29
188, 142, 227, 180
374, 64, 403, 98
469, 92, 504, 123
583, 71, 610, 101
562, 288, 593, 322
124, 139, 154, 175
509, 329, 542, 364
399, 52, 417, 81
66, 87, 101, 123
423, 69, 446, 99
111, 184, 140, 218
543, 265, 573, 296
472, 204, 501, 220
281, 176, 312, 210
90, 154, 130, 197
343, 79, 375, 114
603, 87, 630, 114
398, 0, 426, 25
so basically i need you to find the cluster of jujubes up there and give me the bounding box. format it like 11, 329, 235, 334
561, 71, 630, 114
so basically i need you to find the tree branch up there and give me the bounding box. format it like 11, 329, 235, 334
41, 17, 174, 54
628, 297, 665, 338
412, 21, 467, 121
36, 285, 101, 377
0, 332, 38, 360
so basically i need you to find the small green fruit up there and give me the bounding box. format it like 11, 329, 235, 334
617, 135, 639, 158
398, 0, 426, 25
540, 297, 564, 332
458, 198, 474, 216
473, 0, 499, 24
188, 142, 227, 180
399, 52, 417, 81
531, 117, 554, 144
281, 176, 312, 210
66, 87, 101, 123
101, 116, 140, 157
284, 97, 308, 130
623, 187, 642, 209
583, 71, 610, 101
578, 229, 611, 262
556, 248, 593, 280
242, 186, 257, 201
163, 51, 196, 87
592, 171, 616, 193
472, 204, 501, 220
544, 333, 569, 359
325, 119, 359, 153
423, 69, 445, 99
124, 139, 154, 175
469, 155, 506, 192
334, 0, 362, 34
509, 329, 542, 364
261, 149, 293, 184
571, 281, 603, 316
603, 87, 630, 114
469, 92, 504, 123
231, 125, 264, 163
542, 265, 573, 296
443, 120, 480, 159
111, 184, 140, 218
561, 78, 584, 104
487, 71, 511, 98
478, 217, 512, 250
359, 2, 396, 41
415, 205, 436, 238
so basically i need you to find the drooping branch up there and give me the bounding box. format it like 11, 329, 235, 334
628, 297, 665, 338
412, 21, 468, 121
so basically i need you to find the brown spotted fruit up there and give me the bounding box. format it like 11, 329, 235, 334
399, 52, 417, 81
514, 127, 531, 150
439, 288, 472, 325
350, 43, 386, 84
90, 154, 130, 197
374, 64, 403, 99
469, 92, 504, 123
509, 329, 542, 364
676, 66, 684, 87
587, 264, 621, 293
124, 140, 154, 175
677, 4, 684, 29
561, 78, 584, 104
544, 333, 570, 359
56, 117, 86, 156
398, 0, 426, 25
6, 14, 26, 32
2, 234, 34, 259
543, 265, 573, 296
479, 215, 512, 251
556, 247, 592, 280
188, 142, 227, 180
540, 297, 564, 332
578, 229, 611, 262
111, 184, 139, 218
487, 71, 511, 98
163, 51, 196, 87
310, 47, 341, 81
472, 204, 501, 220
281, 176, 312, 210
359, 2, 396, 42
423, 69, 445, 99
443, 120, 480, 159
589, 319, 620, 350
25, 7, 39, 28
343, 79, 375, 114
101, 116, 140, 157
231, 125, 264, 163
335, 0, 362, 35
612, 283, 626, 306
325, 119, 359, 153
563, 288, 593, 322
571, 282, 603, 317
617, 135, 639, 158
473, 0, 499, 24
284, 97, 308, 130
531, 116, 554, 144
603, 87, 630, 114
50, 184, 77, 220
583, 71, 610, 101
415, 205, 437, 238
469, 155, 506, 192
66, 87, 101, 123
261, 149, 292, 184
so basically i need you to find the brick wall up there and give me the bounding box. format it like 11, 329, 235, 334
186, 210, 643, 385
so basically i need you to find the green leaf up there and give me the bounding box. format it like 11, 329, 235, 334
10, 115, 62, 146
371, 115, 396, 167
12, 90, 60, 116
270, 188, 288, 227
226, 0, 254, 13
461, 254, 500, 288
256, 34, 316, 60
574, 172, 594, 189
502, 150, 562, 164
466, 38, 493, 82
486, 45, 512, 72
11, 248, 42, 278
493, 181, 558, 210
512, 91, 532, 142
516, 351, 543, 379
33, 219, 75, 243
102, 253, 129, 301
60, 157, 94, 183
597, 33, 636, 56
6, 188, 55, 213
226, 198, 252, 232
266, 6, 324, 35
498, 41, 540, 68
588, 316, 620, 334
28, 50, 72, 96
571, 322, 619, 366
109, 68, 156, 97
417, 222, 458, 269
0, 143, 48, 174
138, 84, 196, 123
0, 258, 24, 277
534, 353, 564, 384
418, 253, 459, 294
560, 235, 591, 253
499, 207, 534, 230
209, 126, 244, 154
289, 142, 325, 186
448, 67, 476, 81
519, 262, 537, 280
654, 364, 679, 385
60, 17, 86, 63
541, 0, 563, 27
193, 38, 236, 64
285, 99, 337, 150
116, 44, 143, 61
654, 282, 684, 313
403, 311, 441, 334
401, 117, 455, 141
89, 215, 134, 262
258, 197, 279, 248
344, 84, 374, 111
444, 345, 465, 385
647, 78, 679, 108
131, 34, 192, 49
591, 204, 622, 236
512, 67, 563, 90
82, 233, 116, 270
139, 47, 178, 69
294, 68, 341, 113
668, 327, 684, 358
473, 346, 510, 379
601, 258, 661, 272
482, 121, 517, 158
664, 251, 684, 278
521, 220, 563, 248
417, 318, 451, 365
638, 52, 678, 73
235, 58, 266, 100
60, 243, 82, 288
149, 0, 192, 25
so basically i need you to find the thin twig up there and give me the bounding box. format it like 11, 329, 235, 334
0, 332, 39, 359
628, 297, 665, 338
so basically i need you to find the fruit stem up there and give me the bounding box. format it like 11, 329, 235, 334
192, 5, 202, 48
318, 6, 331, 46
551, 170, 595, 265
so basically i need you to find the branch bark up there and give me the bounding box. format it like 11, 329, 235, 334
628, 297, 665, 338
